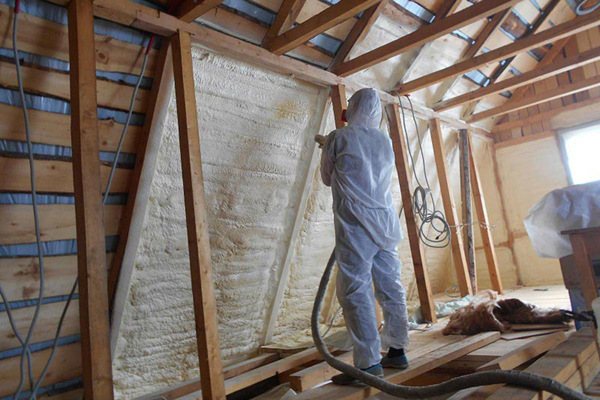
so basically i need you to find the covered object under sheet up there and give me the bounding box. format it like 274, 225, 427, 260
524, 181, 600, 259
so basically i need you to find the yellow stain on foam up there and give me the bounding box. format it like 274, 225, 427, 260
274, 100, 300, 120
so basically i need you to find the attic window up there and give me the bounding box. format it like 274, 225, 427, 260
561, 123, 600, 185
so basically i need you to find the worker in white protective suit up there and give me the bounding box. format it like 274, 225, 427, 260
318, 88, 410, 386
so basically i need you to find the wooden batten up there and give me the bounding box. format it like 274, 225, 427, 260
174, 0, 222, 22
68, 0, 114, 397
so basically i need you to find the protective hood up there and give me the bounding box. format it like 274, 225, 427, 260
346, 88, 382, 129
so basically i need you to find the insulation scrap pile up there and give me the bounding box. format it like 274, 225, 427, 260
443, 291, 568, 335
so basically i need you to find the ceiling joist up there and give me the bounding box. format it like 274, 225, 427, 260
264, 0, 380, 55
393, 9, 600, 95
331, 0, 521, 77
468, 73, 600, 122
435, 44, 600, 111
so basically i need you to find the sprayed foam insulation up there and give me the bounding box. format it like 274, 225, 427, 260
494, 136, 569, 286
112, 46, 328, 398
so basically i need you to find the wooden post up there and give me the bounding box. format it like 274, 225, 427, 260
566, 229, 600, 309
171, 30, 226, 400
67, 0, 114, 398
459, 129, 476, 292
386, 104, 436, 322
467, 133, 503, 293
330, 84, 348, 129
430, 119, 472, 296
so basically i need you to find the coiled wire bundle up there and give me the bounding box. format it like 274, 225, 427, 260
398, 95, 451, 248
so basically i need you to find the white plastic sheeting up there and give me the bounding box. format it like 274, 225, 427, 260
524, 181, 600, 259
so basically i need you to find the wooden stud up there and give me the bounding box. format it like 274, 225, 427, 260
174, 0, 222, 23
430, 119, 472, 296
459, 130, 476, 292
435, 44, 600, 112
171, 29, 226, 400
109, 42, 175, 352
468, 133, 503, 293
330, 84, 348, 129
265, 0, 380, 55
468, 73, 600, 122
332, 0, 520, 77
394, 9, 600, 95
386, 104, 437, 322
262, 0, 308, 46
569, 232, 600, 310
67, 0, 114, 398
328, 0, 388, 69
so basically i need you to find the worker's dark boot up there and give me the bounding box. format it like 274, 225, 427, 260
381, 347, 409, 369
331, 363, 384, 386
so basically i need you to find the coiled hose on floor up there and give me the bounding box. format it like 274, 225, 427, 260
311, 251, 591, 399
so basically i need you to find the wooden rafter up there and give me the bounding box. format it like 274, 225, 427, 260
430, 119, 472, 297
67, 0, 114, 397
173, 0, 222, 23
264, 0, 380, 55
468, 73, 600, 122
328, 0, 388, 70
429, 9, 511, 106
171, 30, 226, 400
461, 0, 560, 118
386, 104, 437, 322
394, 9, 600, 95
332, 0, 520, 77
435, 45, 600, 111
262, 0, 307, 46
395, 0, 463, 85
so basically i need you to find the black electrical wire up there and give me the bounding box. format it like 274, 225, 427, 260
398, 95, 451, 248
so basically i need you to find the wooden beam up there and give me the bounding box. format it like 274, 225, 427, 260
468, 73, 600, 122
395, 0, 462, 85
262, 91, 329, 345
109, 43, 174, 354
174, 0, 222, 23
262, 0, 308, 46
328, 0, 388, 69
435, 45, 600, 111
394, 9, 600, 95
332, 0, 520, 77
294, 332, 500, 400
386, 104, 436, 322
171, 29, 226, 400
468, 133, 502, 293
569, 231, 600, 310
430, 119, 472, 296
67, 0, 114, 398
265, 0, 380, 55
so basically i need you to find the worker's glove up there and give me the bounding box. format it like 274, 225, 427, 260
315, 134, 327, 148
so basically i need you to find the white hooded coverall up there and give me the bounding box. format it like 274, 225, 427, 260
321, 88, 409, 369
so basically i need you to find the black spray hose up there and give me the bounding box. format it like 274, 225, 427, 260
311, 251, 591, 399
